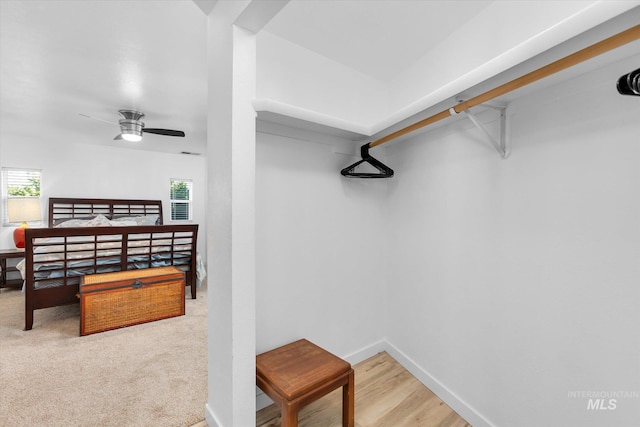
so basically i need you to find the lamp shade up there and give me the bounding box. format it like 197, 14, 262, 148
7, 197, 41, 223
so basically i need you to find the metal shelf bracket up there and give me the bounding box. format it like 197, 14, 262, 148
451, 103, 509, 159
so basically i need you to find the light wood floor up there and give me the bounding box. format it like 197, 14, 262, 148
255, 351, 471, 427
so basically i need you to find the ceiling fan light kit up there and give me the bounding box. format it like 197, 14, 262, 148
121, 131, 143, 142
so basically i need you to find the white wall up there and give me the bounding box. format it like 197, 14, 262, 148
255, 130, 388, 358
256, 30, 389, 128
0, 138, 207, 254
384, 54, 640, 426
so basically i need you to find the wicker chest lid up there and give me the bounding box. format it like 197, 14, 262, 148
80, 266, 183, 286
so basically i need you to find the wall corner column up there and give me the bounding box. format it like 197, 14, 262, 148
205, 1, 257, 426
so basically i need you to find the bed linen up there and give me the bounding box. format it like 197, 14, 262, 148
17, 224, 206, 290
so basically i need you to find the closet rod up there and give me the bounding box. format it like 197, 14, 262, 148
369, 24, 640, 149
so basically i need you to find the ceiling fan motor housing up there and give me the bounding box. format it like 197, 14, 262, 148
119, 109, 145, 121
118, 109, 145, 139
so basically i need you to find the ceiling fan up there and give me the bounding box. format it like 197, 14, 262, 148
81, 109, 185, 142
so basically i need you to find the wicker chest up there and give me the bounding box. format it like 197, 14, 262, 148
78, 267, 185, 336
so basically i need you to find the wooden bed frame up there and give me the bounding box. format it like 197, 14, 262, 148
23, 197, 199, 330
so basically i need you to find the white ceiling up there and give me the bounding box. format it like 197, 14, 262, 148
0, 0, 502, 157
0, 0, 208, 155
263, 0, 492, 82
1, 1, 637, 156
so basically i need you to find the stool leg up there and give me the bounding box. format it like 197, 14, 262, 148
342, 369, 355, 427
282, 400, 298, 427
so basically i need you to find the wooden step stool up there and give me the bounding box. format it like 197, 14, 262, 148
256, 339, 355, 427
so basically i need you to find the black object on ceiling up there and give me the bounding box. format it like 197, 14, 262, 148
617, 68, 640, 96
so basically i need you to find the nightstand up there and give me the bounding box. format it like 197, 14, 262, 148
0, 248, 24, 289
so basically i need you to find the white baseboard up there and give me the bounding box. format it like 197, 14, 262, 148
384, 340, 495, 427
205, 403, 223, 427
342, 338, 387, 366
256, 388, 274, 412
255, 338, 492, 427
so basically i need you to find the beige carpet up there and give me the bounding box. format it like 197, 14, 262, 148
0, 284, 207, 427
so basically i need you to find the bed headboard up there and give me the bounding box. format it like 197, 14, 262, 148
48, 197, 164, 226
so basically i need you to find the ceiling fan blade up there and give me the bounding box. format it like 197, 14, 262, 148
79, 113, 118, 125
143, 128, 185, 137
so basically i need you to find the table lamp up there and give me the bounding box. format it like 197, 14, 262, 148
7, 197, 41, 248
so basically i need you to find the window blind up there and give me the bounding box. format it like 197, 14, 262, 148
170, 178, 193, 221
2, 168, 42, 224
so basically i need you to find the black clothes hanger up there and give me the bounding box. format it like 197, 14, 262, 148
340, 25, 639, 178
340, 143, 394, 178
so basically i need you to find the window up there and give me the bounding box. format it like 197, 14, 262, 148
170, 178, 193, 221
2, 168, 42, 225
